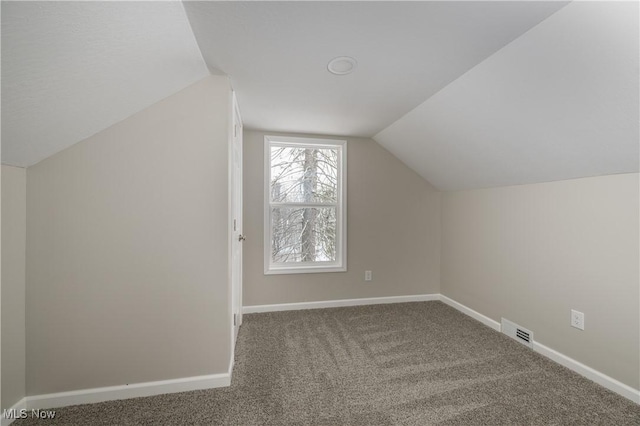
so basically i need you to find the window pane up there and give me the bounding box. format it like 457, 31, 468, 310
271, 207, 337, 263
270, 146, 338, 203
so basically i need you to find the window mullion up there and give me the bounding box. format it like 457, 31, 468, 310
270, 202, 338, 208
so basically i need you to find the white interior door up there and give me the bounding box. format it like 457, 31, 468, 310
231, 93, 243, 345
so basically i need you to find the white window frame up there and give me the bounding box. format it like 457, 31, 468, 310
264, 135, 347, 274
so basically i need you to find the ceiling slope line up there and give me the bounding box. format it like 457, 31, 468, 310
373, 1, 638, 191
372, 1, 572, 142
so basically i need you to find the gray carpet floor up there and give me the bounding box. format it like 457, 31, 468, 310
15, 301, 640, 425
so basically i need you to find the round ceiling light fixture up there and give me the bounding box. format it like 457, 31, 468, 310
327, 56, 357, 75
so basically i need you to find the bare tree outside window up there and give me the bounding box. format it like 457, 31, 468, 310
270, 145, 338, 264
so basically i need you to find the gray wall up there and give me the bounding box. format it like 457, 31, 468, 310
243, 130, 441, 306
1, 165, 26, 409
441, 173, 640, 389
26, 76, 232, 395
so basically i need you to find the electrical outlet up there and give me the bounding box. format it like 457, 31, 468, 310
364, 270, 372, 281
571, 309, 584, 330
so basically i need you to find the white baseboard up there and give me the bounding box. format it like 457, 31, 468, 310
16, 293, 639, 412
439, 295, 501, 331
2, 397, 27, 426
533, 341, 640, 404
243, 294, 440, 314
440, 294, 640, 405
26, 373, 231, 410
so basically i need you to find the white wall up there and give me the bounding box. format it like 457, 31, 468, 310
441, 174, 639, 389
1, 165, 27, 410
243, 130, 441, 306
25, 76, 232, 395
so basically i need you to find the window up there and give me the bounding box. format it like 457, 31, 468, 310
264, 136, 347, 274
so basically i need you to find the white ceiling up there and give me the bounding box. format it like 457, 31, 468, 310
3, 1, 636, 191
374, 1, 639, 191
184, 1, 567, 138
2, 1, 208, 167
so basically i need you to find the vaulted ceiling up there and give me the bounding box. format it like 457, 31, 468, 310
375, 1, 639, 190
2, 1, 638, 191
1, 1, 208, 167
183, 1, 567, 138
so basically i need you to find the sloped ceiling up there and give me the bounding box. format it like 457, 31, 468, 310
184, 1, 567, 138
1, 1, 209, 167
3, 1, 636, 192
374, 1, 639, 191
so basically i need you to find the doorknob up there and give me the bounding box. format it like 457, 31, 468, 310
238, 234, 246, 242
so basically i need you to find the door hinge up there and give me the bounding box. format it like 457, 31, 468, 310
233, 219, 236, 231
233, 313, 237, 326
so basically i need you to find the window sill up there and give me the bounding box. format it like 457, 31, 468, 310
264, 265, 347, 275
